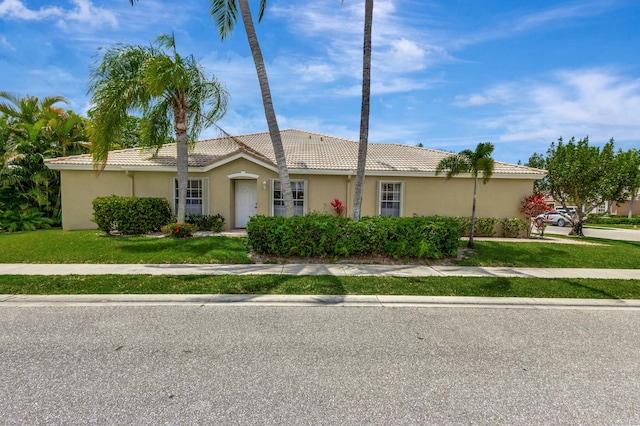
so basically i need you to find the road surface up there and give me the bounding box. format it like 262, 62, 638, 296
2, 304, 639, 424
545, 224, 640, 241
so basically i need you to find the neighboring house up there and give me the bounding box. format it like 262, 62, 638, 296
45, 129, 546, 230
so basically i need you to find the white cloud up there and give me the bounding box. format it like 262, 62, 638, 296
459, 68, 640, 143
0, 0, 62, 20
0, 0, 117, 29
0, 34, 15, 50
270, 0, 440, 97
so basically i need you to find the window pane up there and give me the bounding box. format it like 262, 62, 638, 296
380, 182, 401, 217
273, 180, 305, 216
175, 179, 203, 215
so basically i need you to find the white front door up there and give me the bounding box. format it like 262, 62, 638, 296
235, 180, 257, 228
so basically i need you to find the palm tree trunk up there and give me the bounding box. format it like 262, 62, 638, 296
174, 105, 189, 223
468, 175, 477, 249
238, 0, 294, 217
629, 191, 637, 218
351, 0, 373, 222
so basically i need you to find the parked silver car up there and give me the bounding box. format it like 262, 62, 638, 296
536, 210, 573, 227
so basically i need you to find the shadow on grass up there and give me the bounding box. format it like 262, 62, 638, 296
479, 277, 512, 294
561, 278, 622, 300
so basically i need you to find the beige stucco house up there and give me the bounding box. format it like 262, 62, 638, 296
45, 129, 546, 231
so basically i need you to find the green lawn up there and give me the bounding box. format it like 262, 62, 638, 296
456, 238, 640, 269
0, 274, 639, 299
1, 229, 640, 299
0, 229, 252, 264
2, 229, 640, 269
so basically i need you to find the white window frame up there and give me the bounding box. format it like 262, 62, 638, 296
171, 177, 209, 216
377, 181, 404, 217
271, 179, 308, 216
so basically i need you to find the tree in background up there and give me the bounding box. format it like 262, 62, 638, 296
0, 92, 90, 230
88, 33, 228, 223
209, 0, 295, 217
536, 137, 630, 236
617, 148, 640, 218
436, 142, 495, 249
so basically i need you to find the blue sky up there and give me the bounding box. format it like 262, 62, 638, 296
1, 0, 639, 164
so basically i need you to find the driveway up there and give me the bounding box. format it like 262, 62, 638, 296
2, 305, 639, 424
544, 224, 640, 241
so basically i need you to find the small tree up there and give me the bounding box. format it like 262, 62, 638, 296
436, 142, 495, 249
520, 193, 553, 238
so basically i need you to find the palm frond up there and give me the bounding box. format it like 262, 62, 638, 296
210, 0, 238, 40
435, 154, 472, 179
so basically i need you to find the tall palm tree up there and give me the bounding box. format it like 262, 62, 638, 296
88, 33, 228, 222
436, 142, 495, 249
350, 0, 373, 221
209, 0, 294, 217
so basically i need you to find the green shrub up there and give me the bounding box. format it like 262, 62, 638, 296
0, 208, 54, 232
499, 218, 529, 238
456, 217, 528, 237
185, 213, 225, 232
246, 214, 462, 261
92, 196, 172, 235
161, 222, 197, 238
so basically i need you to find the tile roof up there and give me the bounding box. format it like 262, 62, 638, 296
45, 129, 545, 176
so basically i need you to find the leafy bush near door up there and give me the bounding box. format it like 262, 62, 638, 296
185, 213, 225, 232
92, 195, 172, 235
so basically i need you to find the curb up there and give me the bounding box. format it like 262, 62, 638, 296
2, 294, 640, 310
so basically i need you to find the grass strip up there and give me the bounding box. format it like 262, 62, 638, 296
1, 275, 639, 299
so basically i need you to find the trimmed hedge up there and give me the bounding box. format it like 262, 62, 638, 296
457, 217, 529, 238
246, 214, 462, 261
92, 195, 172, 235
587, 215, 640, 225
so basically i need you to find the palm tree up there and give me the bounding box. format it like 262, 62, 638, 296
436, 142, 495, 249
350, 0, 373, 221
209, 0, 295, 217
88, 33, 228, 223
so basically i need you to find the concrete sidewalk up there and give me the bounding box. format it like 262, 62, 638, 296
1, 263, 640, 279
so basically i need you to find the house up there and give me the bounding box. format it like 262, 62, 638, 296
45, 129, 546, 230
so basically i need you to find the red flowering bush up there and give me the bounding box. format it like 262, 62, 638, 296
330, 198, 345, 216
161, 222, 197, 238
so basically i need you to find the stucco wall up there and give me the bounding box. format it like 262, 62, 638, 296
60, 162, 536, 230
60, 170, 131, 230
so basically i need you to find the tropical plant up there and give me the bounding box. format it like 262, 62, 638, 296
520, 193, 553, 237
348, 0, 373, 221
436, 142, 495, 248
208, 0, 295, 217
0, 92, 90, 227
87, 33, 228, 223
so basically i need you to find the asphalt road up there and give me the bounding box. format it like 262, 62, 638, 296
545, 224, 640, 241
2, 305, 639, 425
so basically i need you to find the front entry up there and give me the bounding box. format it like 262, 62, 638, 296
234, 180, 257, 228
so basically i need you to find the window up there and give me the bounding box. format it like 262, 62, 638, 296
378, 181, 403, 217
273, 180, 305, 216
174, 179, 204, 215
